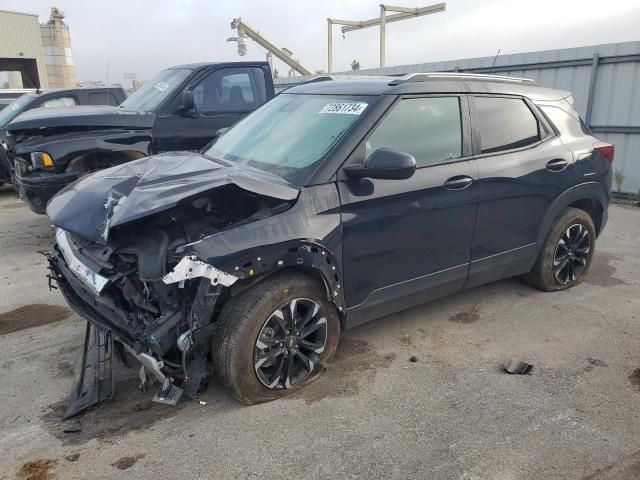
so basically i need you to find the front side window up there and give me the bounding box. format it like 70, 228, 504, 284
366, 96, 462, 166
475, 96, 540, 154
40, 96, 77, 108
205, 93, 370, 186
119, 68, 191, 112
192, 67, 265, 113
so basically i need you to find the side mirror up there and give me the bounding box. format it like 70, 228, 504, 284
179, 90, 195, 112
343, 148, 416, 180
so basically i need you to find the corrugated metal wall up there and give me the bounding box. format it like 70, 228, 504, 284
0, 10, 48, 88
275, 41, 640, 193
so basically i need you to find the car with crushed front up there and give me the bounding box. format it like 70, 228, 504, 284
47, 73, 613, 413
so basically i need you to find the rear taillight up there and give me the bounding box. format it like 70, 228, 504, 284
594, 142, 614, 164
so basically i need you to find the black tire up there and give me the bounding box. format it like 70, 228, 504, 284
524, 207, 596, 291
212, 271, 340, 404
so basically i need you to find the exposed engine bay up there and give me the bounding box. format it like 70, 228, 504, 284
49, 183, 294, 415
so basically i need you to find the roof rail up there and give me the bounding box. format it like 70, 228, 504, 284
388, 72, 537, 86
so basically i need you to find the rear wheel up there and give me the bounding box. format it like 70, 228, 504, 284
524, 207, 596, 291
212, 271, 340, 404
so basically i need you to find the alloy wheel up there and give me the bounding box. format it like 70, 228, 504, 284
553, 223, 590, 285
254, 298, 327, 389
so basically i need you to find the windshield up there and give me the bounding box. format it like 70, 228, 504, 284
119, 68, 191, 112
205, 93, 371, 186
0, 94, 34, 127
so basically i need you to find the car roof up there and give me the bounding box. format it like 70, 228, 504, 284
285, 73, 571, 102
169, 61, 269, 71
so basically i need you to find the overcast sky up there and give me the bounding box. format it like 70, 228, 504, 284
3, 0, 639, 85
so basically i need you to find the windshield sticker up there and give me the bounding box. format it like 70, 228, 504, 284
319, 102, 367, 115
154, 81, 170, 92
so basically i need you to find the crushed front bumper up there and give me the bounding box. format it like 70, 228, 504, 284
15, 169, 78, 214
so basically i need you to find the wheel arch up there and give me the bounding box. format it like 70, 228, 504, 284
537, 182, 608, 246
218, 241, 346, 323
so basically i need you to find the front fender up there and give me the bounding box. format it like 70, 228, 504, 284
183, 184, 345, 312
14, 129, 151, 171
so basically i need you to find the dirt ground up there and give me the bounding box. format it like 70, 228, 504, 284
1, 185, 639, 479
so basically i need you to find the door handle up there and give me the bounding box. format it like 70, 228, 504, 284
546, 158, 568, 172
444, 176, 473, 190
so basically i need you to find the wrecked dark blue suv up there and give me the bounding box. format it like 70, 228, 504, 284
47, 73, 612, 411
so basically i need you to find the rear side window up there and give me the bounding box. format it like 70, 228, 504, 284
87, 92, 120, 106
475, 97, 539, 154
366, 96, 462, 166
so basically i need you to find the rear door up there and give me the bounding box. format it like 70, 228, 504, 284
339, 94, 478, 326
466, 94, 577, 288
151, 66, 270, 154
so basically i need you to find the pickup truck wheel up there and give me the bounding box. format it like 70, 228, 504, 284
212, 271, 340, 404
524, 207, 596, 291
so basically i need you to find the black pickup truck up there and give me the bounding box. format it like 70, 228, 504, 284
6, 62, 274, 213
0, 86, 126, 188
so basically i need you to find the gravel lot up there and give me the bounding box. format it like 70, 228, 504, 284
1, 185, 639, 480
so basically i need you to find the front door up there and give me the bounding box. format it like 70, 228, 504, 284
339, 95, 479, 327
151, 66, 269, 154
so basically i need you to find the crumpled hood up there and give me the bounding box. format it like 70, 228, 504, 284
7, 105, 155, 132
47, 152, 300, 243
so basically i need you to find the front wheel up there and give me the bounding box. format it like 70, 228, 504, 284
212, 271, 340, 404
524, 207, 596, 291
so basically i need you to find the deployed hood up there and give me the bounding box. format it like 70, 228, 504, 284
7, 105, 155, 132
47, 152, 300, 243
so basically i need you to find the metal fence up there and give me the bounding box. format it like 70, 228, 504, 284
274, 41, 640, 193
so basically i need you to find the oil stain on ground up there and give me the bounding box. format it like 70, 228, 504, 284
16, 459, 58, 480
112, 453, 145, 470
41, 377, 188, 446
290, 338, 396, 404
586, 251, 628, 287
449, 305, 481, 324
629, 368, 640, 390
0, 304, 71, 335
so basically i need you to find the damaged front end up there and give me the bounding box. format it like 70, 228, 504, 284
47, 153, 307, 415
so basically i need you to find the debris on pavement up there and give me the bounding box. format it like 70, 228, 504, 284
62, 418, 82, 433
409, 356, 418, 363
503, 359, 534, 375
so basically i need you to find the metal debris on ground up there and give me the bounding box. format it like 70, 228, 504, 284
62, 418, 82, 433
503, 359, 534, 375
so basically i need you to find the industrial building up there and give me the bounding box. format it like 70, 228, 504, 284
0, 7, 76, 89
276, 41, 640, 194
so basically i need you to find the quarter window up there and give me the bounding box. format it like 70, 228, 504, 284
475, 97, 540, 154
366, 97, 462, 166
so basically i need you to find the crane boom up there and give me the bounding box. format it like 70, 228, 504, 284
229, 18, 313, 76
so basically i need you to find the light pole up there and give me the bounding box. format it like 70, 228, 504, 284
327, 3, 446, 73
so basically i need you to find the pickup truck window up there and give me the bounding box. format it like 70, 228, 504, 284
0, 93, 34, 127
205, 93, 369, 186
40, 97, 77, 108
119, 68, 191, 112
192, 67, 266, 113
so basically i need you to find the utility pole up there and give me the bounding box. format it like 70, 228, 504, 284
327, 3, 446, 73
